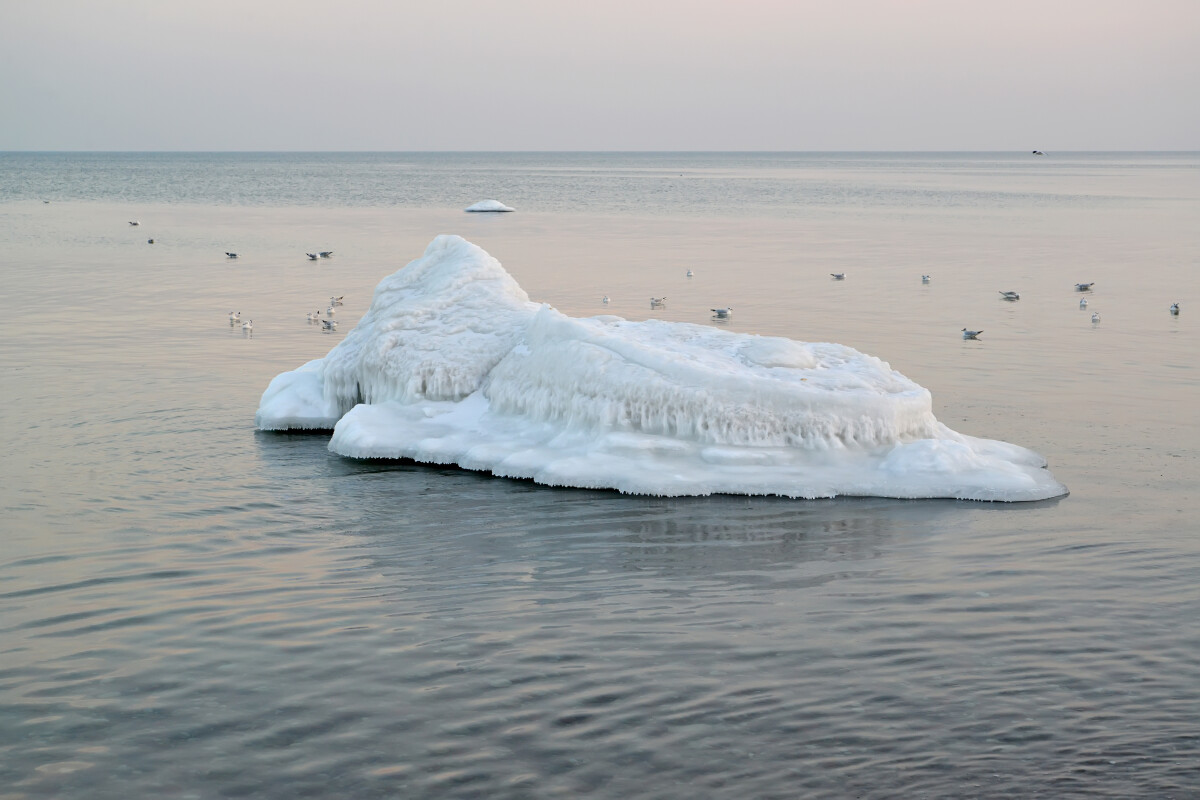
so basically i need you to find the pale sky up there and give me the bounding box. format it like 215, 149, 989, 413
1, 0, 1197, 150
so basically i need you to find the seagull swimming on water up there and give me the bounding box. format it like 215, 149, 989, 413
319, 251, 333, 258
1075, 282, 1094, 291
242, 319, 253, 332
1091, 312, 1101, 323
229, 311, 240, 324
1079, 297, 1088, 309
330, 295, 344, 306
129, 220, 140, 226
226, 252, 238, 259
326, 305, 335, 318
321, 318, 337, 331
962, 328, 983, 340
711, 307, 733, 319
307, 253, 319, 260
650, 297, 666, 307
830, 273, 846, 280
1170, 302, 1180, 315
602, 295, 609, 304
999, 291, 1020, 301
921, 275, 930, 283
686, 269, 694, 277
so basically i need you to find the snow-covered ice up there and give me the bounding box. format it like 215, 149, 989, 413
256, 235, 1067, 501
464, 199, 515, 212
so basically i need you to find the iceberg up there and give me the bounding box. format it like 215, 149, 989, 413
256, 236, 1067, 502
464, 199, 515, 212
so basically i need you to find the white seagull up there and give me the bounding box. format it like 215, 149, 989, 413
321, 318, 337, 331
330, 295, 344, 306
650, 297, 666, 307
1075, 282, 1094, 291
831, 273, 846, 280
228, 311, 240, 324
686, 269, 694, 277
326, 305, 335, 317
1091, 312, 1101, 323
226, 252, 238, 259
962, 328, 983, 340
999, 291, 1020, 301
602, 295, 610, 304
1080, 297, 1088, 308
319, 251, 333, 258
129, 220, 140, 226
921, 275, 930, 283
307, 253, 319, 260
242, 319, 253, 332
711, 307, 733, 319
1170, 302, 1180, 315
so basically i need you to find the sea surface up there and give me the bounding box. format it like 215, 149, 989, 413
1, 152, 1198, 798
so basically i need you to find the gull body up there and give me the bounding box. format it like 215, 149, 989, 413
242, 319, 253, 332
1080, 298, 1088, 308
962, 328, 983, 340
226, 252, 238, 259
330, 295, 344, 306
319, 251, 333, 258
711, 307, 732, 319
999, 291, 1020, 301
326, 305, 335, 317
602, 295, 609, 304
307, 253, 319, 260
686, 270, 694, 277
129, 220, 140, 226
1170, 302, 1180, 315
921, 275, 930, 283
321, 318, 337, 330
650, 297, 666, 307
1092, 312, 1101, 323
228, 311, 240, 324
831, 273, 846, 280
1075, 282, 1094, 291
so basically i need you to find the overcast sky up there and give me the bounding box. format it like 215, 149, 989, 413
2, 0, 1197, 151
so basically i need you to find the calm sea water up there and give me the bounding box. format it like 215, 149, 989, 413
1, 152, 1198, 798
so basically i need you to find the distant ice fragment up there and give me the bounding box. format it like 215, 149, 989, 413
465, 199, 515, 213
256, 235, 1067, 502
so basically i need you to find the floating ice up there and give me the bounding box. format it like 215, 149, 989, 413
464, 199, 515, 213
256, 236, 1067, 501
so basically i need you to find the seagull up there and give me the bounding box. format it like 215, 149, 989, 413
321, 318, 337, 331
686, 269, 694, 277
830, 273, 846, 280
242, 319, 253, 332
1075, 282, 1094, 291
226, 252, 238, 259
129, 220, 140, 226
1032, 150, 1045, 156
306, 311, 319, 323
229, 311, 240, 324
602, 295, 610, 304
962, 328, 983, 340
711, 307, 733, 319
921, 275, 930, 283
999, 291, 1020, 301
650, 297, 666, 307
1091, 312, 1101, 323
319, 251, 333, 258
307, 253, 319, 260
330, 295, 344, 306
1170, 302, 1180, 315
147, 238, 155, 244
326, 305, 335, 317
1080, 297, 1088, 308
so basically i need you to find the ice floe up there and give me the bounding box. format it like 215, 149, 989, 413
464, 199, 515, 212
256, 235, 1067, 501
